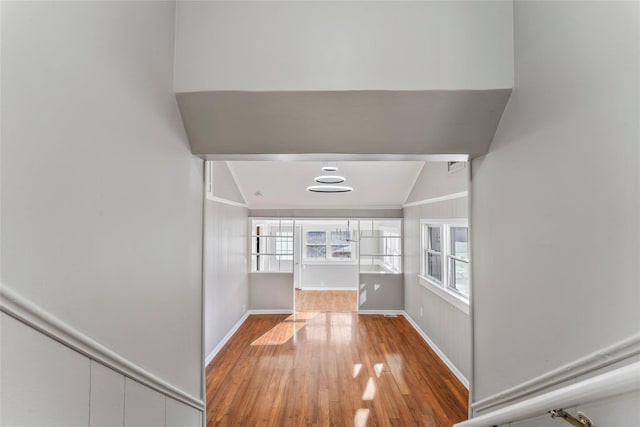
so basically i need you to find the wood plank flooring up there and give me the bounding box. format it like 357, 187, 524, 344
206, 311, 468, 426
295, 290, 357, 312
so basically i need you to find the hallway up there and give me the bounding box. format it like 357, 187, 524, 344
205, 312, 468, 426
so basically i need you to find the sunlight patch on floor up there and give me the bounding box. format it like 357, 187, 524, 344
362, 377, 376, 401
353, 363, 363, 378
374, 363, 384, 378
354, 408, 370, 427
250, 321, 306, 346
287, 311, 319, 322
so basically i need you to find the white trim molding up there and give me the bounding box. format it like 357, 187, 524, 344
418, 275, 470, 315
248, 309, 294, 315
472, 332, 640, 413
206, 194, 248, 208
358, 310, 404, 316
0, 285, 204, 411
402, 311, 470, 389
205, 311, 251, 366
455, 361, 640, 427
301, 287, 358, 291
403, 191, 468, 208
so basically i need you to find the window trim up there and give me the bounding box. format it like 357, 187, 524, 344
420, 219, 470, 308
424, 224, 444, 284
303, 227, 356, 264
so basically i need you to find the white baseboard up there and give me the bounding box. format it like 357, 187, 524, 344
248, 309, 294, 315
402, 311, 469, 389
205, 311, 250, 366
299, 287, 357, 291
358, 310, 404, 316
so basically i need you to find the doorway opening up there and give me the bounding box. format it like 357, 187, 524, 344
294, 219, 358, 313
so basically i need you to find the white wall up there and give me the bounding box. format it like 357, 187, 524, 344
1, 0, 203, 408
249, 273, 294, 312
301, 264, 357, 290
174, 1, 513, 92
209, 161, 246, 205
470, 0, 640, 418
403, 162, 470, 383
204, 162, 249, 363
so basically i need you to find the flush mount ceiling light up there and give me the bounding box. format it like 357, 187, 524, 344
314, 175, 345, 184
321, 166, 338, 172
307, 185, 353, 193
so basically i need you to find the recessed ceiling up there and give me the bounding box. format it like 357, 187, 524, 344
228, 161, 425, 209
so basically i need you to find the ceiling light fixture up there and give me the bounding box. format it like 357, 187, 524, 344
307, 185, 353, 193
314, 175, 346, 184
321, 166, 338, 172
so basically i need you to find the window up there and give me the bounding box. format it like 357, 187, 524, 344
251, 219, 294, 272
359, 220, 402, 274
421, 221, 470, 299
275, 232, 293, 261
305, 231, 327, 259
303, 228, 356, 262
330, 230, 352, 259
424, 225, 443, 283
449, 227, 469, 296
382, 231, 402, 273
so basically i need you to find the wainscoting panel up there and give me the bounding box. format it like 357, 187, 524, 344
90, 361, 126, 427
124, 379, 165, 427
166, 397, 203, 427
0, 313, 91, 426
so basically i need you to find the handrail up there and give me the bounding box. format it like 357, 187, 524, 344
454, 361, 640, 427
472, 333, 640, 412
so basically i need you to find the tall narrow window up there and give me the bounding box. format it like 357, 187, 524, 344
449, 227, 470, 297
424, 225, 443, 283
275, 232, 293, 261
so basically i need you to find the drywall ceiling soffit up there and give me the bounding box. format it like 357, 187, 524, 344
176, 89, 512, 158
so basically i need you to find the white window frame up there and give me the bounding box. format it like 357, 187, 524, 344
275, 231, 293, 261
381, 230, 402, 273
303, 227, 356, 264
423, 224, 444, 284
250, 219, 295, 273
419, 219, 470, 314
447, 226, 470, 297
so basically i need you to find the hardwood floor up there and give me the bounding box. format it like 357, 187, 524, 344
295, 290, 357, 312
206, 312, 468, 426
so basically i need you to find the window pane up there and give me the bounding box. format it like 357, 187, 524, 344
451, 259, 470, 296
427, 253, 442, 281
251, 255, 293, 272
429, 226, 441, 252
331, 245, 351, 259
451, 227, 469, 258
307, 231, 326, 244
275, 232, 293, 260
331, 230, 351, 244
306, 245, 326, 259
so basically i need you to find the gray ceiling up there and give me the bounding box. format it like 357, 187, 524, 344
176, 89, 511, 158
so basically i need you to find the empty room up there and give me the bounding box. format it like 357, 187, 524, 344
1, 1, 638, 427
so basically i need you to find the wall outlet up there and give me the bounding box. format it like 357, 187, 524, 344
242, 304, 246, 312
420, 307, 423, 317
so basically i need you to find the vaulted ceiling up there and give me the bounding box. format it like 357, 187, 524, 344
228, 161, 425, 209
